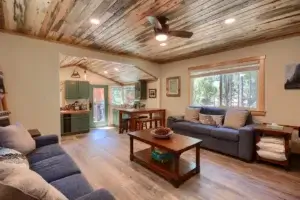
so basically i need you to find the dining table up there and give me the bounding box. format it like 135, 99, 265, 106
115, 108, 166, 134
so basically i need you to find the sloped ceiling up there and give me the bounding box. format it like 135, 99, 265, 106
60, 55, 157, 85
1, 0, 300, 63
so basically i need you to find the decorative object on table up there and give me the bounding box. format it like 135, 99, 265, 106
166, 76, 180, 97
254, 124, 293, 170
285, 63, 300, 89
149, 89, 157, 98
266, 123, 284, 130
151, 147, 173, 163
151, 127, 173, 139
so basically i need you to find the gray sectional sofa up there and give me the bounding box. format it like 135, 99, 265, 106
27, 135, 115, 200
167, 107, 255, 162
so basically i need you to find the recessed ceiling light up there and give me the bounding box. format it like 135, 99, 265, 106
90, 18, 100, 25
160, 43, 167, 46
114, 68, 119, 71
225, 18, 236, 24
155, 33, 168, 41
104, 71, 108, 74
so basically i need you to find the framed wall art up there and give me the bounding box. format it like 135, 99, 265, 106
166, 76, 180, 97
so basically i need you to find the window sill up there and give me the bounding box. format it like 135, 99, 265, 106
250, 110, 266, 116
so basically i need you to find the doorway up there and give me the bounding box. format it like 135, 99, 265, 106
90, 85, 108, 128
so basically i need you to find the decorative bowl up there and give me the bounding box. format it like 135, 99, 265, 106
150, 129, 173, 139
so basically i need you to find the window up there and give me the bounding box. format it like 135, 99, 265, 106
189, 56, 265, 115
110, 85, 135, 105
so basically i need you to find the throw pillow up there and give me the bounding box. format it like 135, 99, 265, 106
199, 114, 216, 126
184, 107, 200, 122
0, 148, 29, 168
211, 115, 224, 126
223, 109, 249, 129
0, 124, 36, 155
0, 163, 68, 200
256, 150, 287, 161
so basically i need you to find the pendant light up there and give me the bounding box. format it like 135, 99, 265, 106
71, 67, 81, 78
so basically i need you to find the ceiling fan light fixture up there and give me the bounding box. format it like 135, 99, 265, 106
225, 18, 236, 24
160, 43, 167, 46
155, 33, 168, 41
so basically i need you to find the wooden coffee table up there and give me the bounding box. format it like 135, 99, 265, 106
128, 130, 202, 188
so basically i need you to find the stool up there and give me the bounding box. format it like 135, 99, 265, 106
153, 117, 163, 128
136, 118, 153, 130
120, 118, 130, 133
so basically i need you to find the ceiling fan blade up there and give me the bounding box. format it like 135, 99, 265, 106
147, 16, 162, 29
168, 31, 193, 38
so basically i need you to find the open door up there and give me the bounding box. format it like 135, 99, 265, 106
90, 85, 108, 128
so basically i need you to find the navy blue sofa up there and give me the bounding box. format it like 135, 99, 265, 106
27, 135, 115, 200
167, 107, 255, 162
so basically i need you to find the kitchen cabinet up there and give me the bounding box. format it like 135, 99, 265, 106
71, 113, 89, 133
65, 80, 90, 99
135, 80, 147, 100
61, 112, 90, 134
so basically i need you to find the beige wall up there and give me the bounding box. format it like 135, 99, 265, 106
0, 32, 160, 136
161, 36, 300, 127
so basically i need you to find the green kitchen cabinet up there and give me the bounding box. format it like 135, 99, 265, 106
65, 81, 78, 99
78, 81, 90, 98
71, 114, 89, 133
65, 80, 90, 99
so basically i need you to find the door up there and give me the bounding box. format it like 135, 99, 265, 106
90, 85, 108, 127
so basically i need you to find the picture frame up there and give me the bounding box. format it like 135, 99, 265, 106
148, 89, 157, 98
285, 63, 300, 89
166, 76, 180, 97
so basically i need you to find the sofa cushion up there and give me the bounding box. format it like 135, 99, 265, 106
30, 154, 80, 182
223, 109, 249, 129
210, 127, 239, 142
0, 147, 29, 168
172, 121, 215, 136
184, 107, 200, 122
190, 123, 215, 136
27, 144, 66, 164
0, 124, 36, 155
51, 174, 93, 200
0, 162, 67, 200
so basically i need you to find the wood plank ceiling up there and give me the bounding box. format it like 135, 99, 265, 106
1, 0, 300, 63
60, 54, 157, 85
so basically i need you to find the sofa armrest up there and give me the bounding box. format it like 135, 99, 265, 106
76, 189, 115, 200
238, 124, 256, 162
34, 135, 58, 148
167, 115, 184, 128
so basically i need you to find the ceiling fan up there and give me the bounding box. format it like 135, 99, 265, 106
147, 16, 193, 42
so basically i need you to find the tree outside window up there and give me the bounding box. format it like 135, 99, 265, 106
192, 70, 258, 109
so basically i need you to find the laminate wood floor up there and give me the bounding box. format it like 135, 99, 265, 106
61, 128, 300, 200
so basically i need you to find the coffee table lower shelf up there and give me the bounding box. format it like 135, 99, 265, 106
131, 148, 198, 187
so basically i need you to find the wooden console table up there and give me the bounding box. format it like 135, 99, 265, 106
254, 124, 294, 169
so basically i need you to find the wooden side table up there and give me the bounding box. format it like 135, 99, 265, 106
28, 129, 41, 138
254, 124, 293, 170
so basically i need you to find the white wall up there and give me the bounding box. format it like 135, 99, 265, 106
161, 36, 300, 126
0, 32, 160, 136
